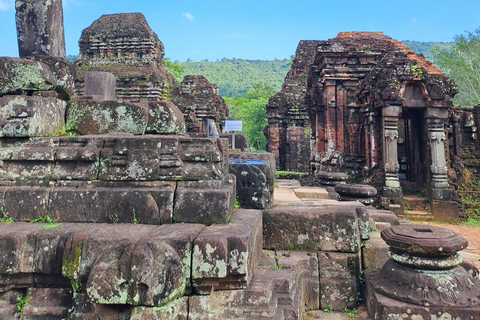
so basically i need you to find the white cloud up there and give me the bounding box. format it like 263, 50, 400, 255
0, 0, 14, 12
181, 12, 194, 21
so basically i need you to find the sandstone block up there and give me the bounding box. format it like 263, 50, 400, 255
146, 100, 186, 134
16, 0, 66, 58
192, 209, 262, 293
0, 57, 56, 96
66, 100, 148, 135
27, 55, 76, 100
22, 287, 73, 319
362, 231, 391, 270
263, 205, 362, 253
318, 251, 361, 310
84, 71, 116, 101
173, 183, 235, 225
0, 95, 66, 137
130, 297, 188, 320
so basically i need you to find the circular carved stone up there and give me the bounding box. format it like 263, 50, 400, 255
381, 225, 468, 258
316, 171, 349, 181
335, 184, 377, 197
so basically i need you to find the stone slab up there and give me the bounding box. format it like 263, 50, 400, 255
66, 100, 148, 135
0, 57, 56, 96
84, 71, 116, 101
318, 251, 361, 311
192, 209, 262, 292
293, 187, 329, 200
263, 205, 362, 252
146, 100, 186, 134
0, 95, 66, 137
174, 182, 235, 225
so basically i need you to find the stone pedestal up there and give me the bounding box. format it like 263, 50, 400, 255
366, 225, 480, 319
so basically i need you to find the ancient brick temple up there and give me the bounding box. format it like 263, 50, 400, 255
267, 32, 460, 214
74, 13, 227, 133
172, 75, 229, 133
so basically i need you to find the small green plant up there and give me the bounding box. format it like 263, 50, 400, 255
261, 258, 283, 270
274, 183, 279, 188
411, 64, 424, 78
40, 223, 62, 230
0, 215, 14, 224
234, 197, 240, 210
131, 209, 139, 224
344, 307, 357, 318
15, 293, 31, 316
227, 215, 235, 223
110, 214, 119, 224
323, 304, 334, 313
30, 215, 56, 224
404, 203, 411, 211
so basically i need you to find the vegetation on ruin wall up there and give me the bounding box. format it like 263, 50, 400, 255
432, 28, 480, 107
225, 82, 277, 151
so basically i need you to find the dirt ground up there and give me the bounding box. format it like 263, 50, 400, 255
415, 221, 480, 270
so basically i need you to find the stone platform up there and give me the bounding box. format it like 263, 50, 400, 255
0, 135, 236, 225
0, 209, 263, 319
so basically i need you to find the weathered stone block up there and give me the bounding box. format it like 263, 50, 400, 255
318, 251, 361, 310
146, 100, 186, 134
130, 297, 188, 320
174, 183, 235, 225
60, 223, 204, 307
66, 100, 148, 135
0, 95, 66, 137
48, 187, 175, 224
27, 55, 76, 100
16, 0, 66, 58
362, 231, 390, 269
263, 205, 362, 252
2, 187, 51, 221
192, 209, 262, 293
84, 71, 116, 101
0, 57, 56, 96
22, 287, 73, 319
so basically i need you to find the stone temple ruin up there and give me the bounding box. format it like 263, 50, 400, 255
0, 1, 480, 319
266, 32, 480, 221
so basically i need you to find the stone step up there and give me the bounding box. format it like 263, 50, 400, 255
397, 210, 433, 221
189, 251, 319, 320
403, 195, 429, 211
293, 187, 329, 200
21, 288, 73, 320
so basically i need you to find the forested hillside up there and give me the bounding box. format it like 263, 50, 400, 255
178, 58, 291, 97
402, 41, 452, 61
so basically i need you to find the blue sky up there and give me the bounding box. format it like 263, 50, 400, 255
1, 0, 479, 62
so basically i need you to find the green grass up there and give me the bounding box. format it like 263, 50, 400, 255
0, 217, 14, 224
463, 217, 480, 227
30, 215, 55, 224
39, 223, 62, 230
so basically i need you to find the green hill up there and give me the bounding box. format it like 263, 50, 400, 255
178, 58, 291, 97
401, 40, 453, 61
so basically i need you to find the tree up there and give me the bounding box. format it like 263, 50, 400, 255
164, 58, 185, 82
225, 82, 276, 150
433, 28, 480, 107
